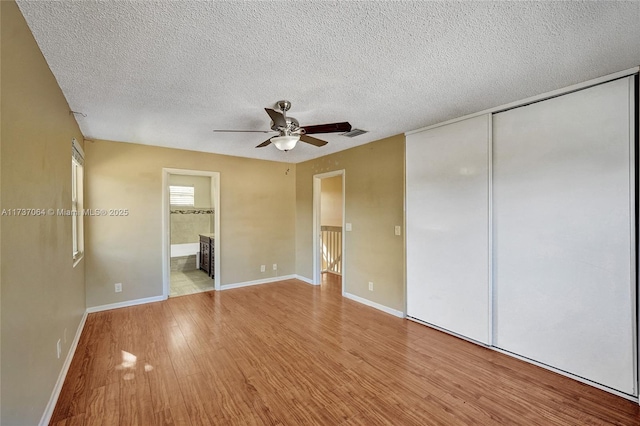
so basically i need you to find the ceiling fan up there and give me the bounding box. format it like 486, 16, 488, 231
214, 100, 352, 151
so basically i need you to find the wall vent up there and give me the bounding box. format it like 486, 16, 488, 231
341, 128, 368, 138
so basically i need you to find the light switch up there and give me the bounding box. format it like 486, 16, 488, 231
395, 225, 401, 236
345, 223, 352, 231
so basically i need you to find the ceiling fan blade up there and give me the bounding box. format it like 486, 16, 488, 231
256, 138, 272, 148
264, 108, 287, 128
300, 134, 328, 147
302, 122, 352, 134
213, 130, 274, 133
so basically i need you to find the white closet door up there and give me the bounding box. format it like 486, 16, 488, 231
407, 114, 490, 344
493, 77, 636, 395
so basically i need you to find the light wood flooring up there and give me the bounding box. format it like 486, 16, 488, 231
51, 274, 640, 425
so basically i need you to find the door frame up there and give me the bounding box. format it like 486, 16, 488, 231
312, 170, 346, 294
162, 168, 221, 297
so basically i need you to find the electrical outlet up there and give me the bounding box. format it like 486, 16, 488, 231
115, 283, 122, 293
346, 223, 352, 231
368, 282, 374, 291
395, 225, 401, 236
273, 263, 277, 271
56, 339, 61, 359
260, 265, 266, 272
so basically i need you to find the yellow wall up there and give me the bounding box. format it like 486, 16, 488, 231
85, 140, 296, 307
320, 175, 343, 227
296, 134, 406, 312
1, 2, 86, 424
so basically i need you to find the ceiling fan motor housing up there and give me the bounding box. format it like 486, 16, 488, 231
270, 117, 300, 135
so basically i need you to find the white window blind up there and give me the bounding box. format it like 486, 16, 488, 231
170, 185, 195, 206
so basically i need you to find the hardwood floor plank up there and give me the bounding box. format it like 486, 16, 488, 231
51, 413, 84, 426
83, 386, 105, 426
147, 354, 185, 412
51, 275, 640, 425
162, 325, 201, 378
102, 381, 120, 426
177, 374, 220, 426
167, 403, 194, 426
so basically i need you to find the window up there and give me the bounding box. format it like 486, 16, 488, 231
170, 185, 195, 206
72, 139, 84, 264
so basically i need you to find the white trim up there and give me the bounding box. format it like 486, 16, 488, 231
72, 137, 84, 160
343, 292, 405, 318
86, 295, 165, 313
72, 254, 83, 268
636, 73, 640, 405
406, 67, 640, 136
39, 311, 88, 426
162, 168, 221, 296
294, 275, 314, 285
487, 113, 494, 346
220, 275, 297, 290
162, 170, 170, 296
628, 75, 638, 397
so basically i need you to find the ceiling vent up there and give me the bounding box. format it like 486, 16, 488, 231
341, 128, 368, 138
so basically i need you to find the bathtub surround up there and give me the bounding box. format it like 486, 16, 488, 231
170, 255, 197, 272
170, 208, 214, 245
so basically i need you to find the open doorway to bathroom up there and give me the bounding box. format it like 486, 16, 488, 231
162, 169, 220, 298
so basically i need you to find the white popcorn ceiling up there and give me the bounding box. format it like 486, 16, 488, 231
16, 1, 640, 163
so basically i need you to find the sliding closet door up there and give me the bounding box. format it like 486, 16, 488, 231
407, 115, 490, 344
493, 77, 636, 395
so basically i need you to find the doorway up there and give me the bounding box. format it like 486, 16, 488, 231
162, 168, 220, 298
313, 170, 345, 294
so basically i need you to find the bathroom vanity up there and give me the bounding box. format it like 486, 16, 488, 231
199, 233, 215, 277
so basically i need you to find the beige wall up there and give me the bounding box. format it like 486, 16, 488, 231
85, 140, 296, 307
296, 134, 406, 312
320, 175, 343, 227
1, 2, 86, 424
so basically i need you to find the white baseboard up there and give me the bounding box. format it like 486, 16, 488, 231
39, 310, 88, 426
220, 274, 297, 290
86, 295, 166, 313
294, 275, 315, 285
343, 292, 405, 318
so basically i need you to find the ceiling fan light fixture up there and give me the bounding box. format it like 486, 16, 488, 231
271, 135, 299, 151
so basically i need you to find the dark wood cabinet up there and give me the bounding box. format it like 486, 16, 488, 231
199, 234, 215, 277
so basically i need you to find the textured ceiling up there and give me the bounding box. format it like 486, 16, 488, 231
16, 1, 640, 163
